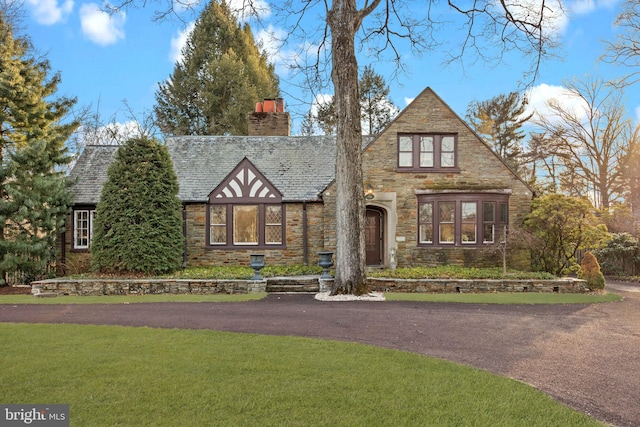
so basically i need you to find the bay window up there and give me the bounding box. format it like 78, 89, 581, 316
417, 193, 509, 247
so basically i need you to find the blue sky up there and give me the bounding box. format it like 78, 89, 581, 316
20, 0, 640, 138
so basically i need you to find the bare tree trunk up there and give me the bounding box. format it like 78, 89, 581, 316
327, 0, 368, 295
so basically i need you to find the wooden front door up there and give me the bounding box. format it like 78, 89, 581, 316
365, 208, 384, 266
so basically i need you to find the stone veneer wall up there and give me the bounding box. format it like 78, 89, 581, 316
323, 88, 533, 270
184, 201, 326, 266
31, 277, 588, 296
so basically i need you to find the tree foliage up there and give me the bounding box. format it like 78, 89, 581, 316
0, 13, 77, 284
523, 194, 609, 275
466, 92, 532, 173
306, 65, 399, 136
154, 0, 280, 136
91, 137, 184, 274
529, 77, 639, 209
578, 250, 605, 290
592, 232, 639, 277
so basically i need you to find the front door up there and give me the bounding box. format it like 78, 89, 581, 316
365, 208, 384, 266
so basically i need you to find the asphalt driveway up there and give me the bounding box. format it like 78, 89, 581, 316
1, 280, 638, 426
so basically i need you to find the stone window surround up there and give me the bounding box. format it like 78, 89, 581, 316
415, 189, 510, 247
397, 133, 460, 172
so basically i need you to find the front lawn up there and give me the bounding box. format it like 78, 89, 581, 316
0, 324, 602, 426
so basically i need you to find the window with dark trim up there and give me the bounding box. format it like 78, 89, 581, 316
417, 193, 509, 247
208, 204, 285, 248
73, 208, 96, 250
398, 134, 459, 171
206, 158, 286, 249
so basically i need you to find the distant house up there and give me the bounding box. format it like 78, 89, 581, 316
61, 86, 533, 274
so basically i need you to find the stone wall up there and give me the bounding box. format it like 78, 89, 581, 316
367, 277, 588, 293
32, 278, 267, 296
31, 276, 589, 296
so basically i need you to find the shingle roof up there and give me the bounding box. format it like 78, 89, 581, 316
69, 145, 118, 205
167, 135, 341, 202
69, 135, 373, 205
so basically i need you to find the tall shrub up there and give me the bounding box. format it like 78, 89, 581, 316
523, 194, 609, 275
578, 251, 605, 290
91, 137, 184, 274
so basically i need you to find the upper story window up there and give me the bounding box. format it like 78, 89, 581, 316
398, 134, 459, 172
417, 193, 509, 247
207, 158, 285, 249
73, 208, 96, 250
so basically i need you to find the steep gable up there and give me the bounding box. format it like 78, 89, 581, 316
209, 157, 282, 202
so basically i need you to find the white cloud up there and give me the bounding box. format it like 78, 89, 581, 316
79, 3, 126, 46
170, 22, 195, 63
404, 97, 415, 107
26, 0, 73, 25
526, 83, 590, 123
227, 0, 271, 22
568, 0, 620, 14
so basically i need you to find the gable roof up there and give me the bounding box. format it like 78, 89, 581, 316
379, 86, 535, 194
167, 135, 347, 202
70, 135, 374, 205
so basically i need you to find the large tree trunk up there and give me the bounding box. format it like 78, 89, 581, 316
327, 0, 367, 295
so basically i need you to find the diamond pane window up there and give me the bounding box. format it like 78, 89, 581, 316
209, 205, 227, 245
265, 205, 282, 245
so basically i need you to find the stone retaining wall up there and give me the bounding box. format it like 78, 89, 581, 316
31, 279, 266, 296
31, 277, 588, 297
366, 277, 588, 293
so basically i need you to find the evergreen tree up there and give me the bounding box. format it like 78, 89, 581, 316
306, 65, 398, 136
466, 92, 532, 173
359, 65, 399, 135
91, 137, 184, 274
154, 1, 279, 136
0, 13, 77, 284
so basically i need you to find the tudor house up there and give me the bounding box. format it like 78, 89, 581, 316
61, 87, 533, 274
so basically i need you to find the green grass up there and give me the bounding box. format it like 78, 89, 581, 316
0, 293, 267, 305
384, 291, 623, 304
0, 324, 602, 426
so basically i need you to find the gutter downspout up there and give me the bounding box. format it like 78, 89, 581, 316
302, 200, 308, 266
182, 205, 187, 269
60, 227, 67, 276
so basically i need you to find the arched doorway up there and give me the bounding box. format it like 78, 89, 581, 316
365, 207, 385, 266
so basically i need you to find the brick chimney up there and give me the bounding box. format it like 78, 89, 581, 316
248, 98, 290, 136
